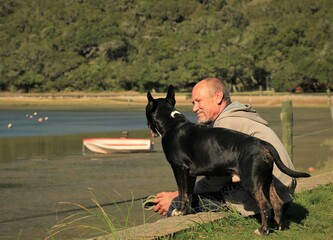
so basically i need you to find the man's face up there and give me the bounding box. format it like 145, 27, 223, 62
191, 84, 216, 124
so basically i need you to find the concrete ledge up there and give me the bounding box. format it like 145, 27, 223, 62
89, 171, 333, 240
89, 211, 225, 240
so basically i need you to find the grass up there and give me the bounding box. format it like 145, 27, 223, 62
171, 183, 333, 240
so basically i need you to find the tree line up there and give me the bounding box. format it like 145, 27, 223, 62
0, 0, 332, 93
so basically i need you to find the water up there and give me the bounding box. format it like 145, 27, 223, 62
0, 108, 331, 239
1, 110, 159, 137
0, 109, 197, 239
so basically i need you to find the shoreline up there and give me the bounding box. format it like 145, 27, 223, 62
0, 93, 331, 110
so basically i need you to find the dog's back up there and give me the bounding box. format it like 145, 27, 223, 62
163, 123, 274, 179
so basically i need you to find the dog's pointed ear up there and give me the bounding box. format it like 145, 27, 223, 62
166, 85, 176, 106
147, 91, 155, 110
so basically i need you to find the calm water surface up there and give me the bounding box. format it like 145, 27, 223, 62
0, 108, 332, 239
1, 110, 159, 137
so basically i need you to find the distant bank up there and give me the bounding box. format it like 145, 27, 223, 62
0, 92, 331, 110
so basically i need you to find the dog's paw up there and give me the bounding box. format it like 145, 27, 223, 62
274, 225, 284, 231
254, 228, 270, 236
171, 209, 184, 217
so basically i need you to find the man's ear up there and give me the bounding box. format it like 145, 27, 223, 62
166, 85, 176, 106
215, 90, 223, 104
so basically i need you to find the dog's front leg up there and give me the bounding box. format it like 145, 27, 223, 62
171, 164, 196, 216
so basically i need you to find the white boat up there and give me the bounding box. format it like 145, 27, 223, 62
82, 138, 154, 154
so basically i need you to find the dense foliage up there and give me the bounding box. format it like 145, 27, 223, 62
0, 0, 332, 93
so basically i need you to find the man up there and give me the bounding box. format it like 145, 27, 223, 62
153, 77, 296, 217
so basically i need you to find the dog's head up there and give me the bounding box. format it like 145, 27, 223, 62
146, 85, 177, 138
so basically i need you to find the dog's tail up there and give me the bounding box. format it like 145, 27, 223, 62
265, 143, 311, 178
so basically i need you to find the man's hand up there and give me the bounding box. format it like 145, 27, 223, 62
153, 191, 178, 216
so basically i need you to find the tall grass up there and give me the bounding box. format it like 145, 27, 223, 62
45, 190, 135, 239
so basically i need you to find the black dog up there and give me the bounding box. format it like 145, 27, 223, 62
146, 85, 310, 235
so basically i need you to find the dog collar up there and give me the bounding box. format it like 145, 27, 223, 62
171, 110, 181, 118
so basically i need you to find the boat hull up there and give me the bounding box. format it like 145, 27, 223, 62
83, 138, 154, 154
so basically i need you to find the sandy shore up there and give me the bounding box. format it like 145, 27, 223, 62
0, 92, 331, 110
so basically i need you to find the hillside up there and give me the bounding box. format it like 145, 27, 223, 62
0, 0, 332, 93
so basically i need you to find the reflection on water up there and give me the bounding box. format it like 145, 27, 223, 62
0, 108, 332, 239
0, 132, 141, 163
0, 135, 80, 162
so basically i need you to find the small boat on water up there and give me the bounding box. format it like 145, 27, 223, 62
82, 138, 154, 154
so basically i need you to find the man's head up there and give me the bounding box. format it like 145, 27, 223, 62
192, 78, 231, 124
